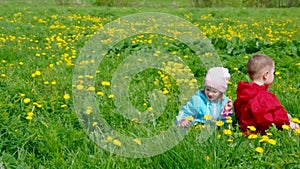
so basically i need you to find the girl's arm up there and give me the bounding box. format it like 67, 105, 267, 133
176, 94, 203, 127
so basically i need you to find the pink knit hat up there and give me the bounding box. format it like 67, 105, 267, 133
205, 67, 230, 93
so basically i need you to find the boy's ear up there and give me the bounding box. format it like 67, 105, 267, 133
262, 70, 269, 80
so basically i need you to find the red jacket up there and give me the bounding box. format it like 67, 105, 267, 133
234, 82, 290, 135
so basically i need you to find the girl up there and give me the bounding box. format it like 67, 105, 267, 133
175, 67, 232, 128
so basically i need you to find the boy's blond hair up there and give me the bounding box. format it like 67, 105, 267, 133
246, 54, 274, 80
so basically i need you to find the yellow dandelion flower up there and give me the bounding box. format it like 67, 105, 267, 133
97, 91, 104, 96
87, 86, 95, 91
194, 124, 204, 129
218, 134, 221, 139
186, 116, 194, 121
162, 88, 169, 94
295, 62, 300, 66
51, 81, 56, 85
27, 112, 34, 116
154, 79, 159, 85
108, 94, 114, 99
85, 75, 94, 79
190, 78, 197, 83
262, 135, 269, 139
101, 81, 110, 86
76, 84, 84, 90
113, 139, 122, 147
294, 128, 300, 134
63, 93, 70, 100
26, 116, 33, 120
133, 138, 142, 145
268, 139, 276, 145
0, 74, 6, 78
282, 124, 290, 130
61, 104, 67, 108
227, 139, 233, 143
106, 136, 113, 142
86, 106, 92, 115
20, 93, 25, 97
247, 126, 256, 132
92, 122, 98, 127
35, 70, 41, 76
147, 107, 153, 111
266, 132, 273, 136
292, 118, 300, 124
23, 98, 31, 104
203, 114, 212, 120
233, 67, 239, 71
248, 134, 258, 139
204, 156, 210, 161
223, 129, 232, 135
259, 135, 269, 142
255, 147, 264, 153
19, 62, 24, 65
275, 71, 280, 75
226, 119, 233, 124
216, 120, 224, 127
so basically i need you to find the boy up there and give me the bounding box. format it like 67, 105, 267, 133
234, 54, 299, 135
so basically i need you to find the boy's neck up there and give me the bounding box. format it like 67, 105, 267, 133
252, 80, 265, 86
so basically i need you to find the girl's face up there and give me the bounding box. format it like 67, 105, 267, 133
204, 86, 222, 101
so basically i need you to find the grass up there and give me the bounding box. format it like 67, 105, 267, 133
0, 0, 191, 7
0, 2, 300, 169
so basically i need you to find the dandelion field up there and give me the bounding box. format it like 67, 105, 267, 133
0, 3, 300, 168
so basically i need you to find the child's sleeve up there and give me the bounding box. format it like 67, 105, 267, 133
175, 94, 202, 124
249, 93, 290, 131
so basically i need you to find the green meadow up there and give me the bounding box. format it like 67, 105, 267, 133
0, 2, 300, 168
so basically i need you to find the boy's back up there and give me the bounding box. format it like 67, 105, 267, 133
234, 81, 289, 134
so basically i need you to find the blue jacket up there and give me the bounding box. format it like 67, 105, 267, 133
175, 89, 229, 124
